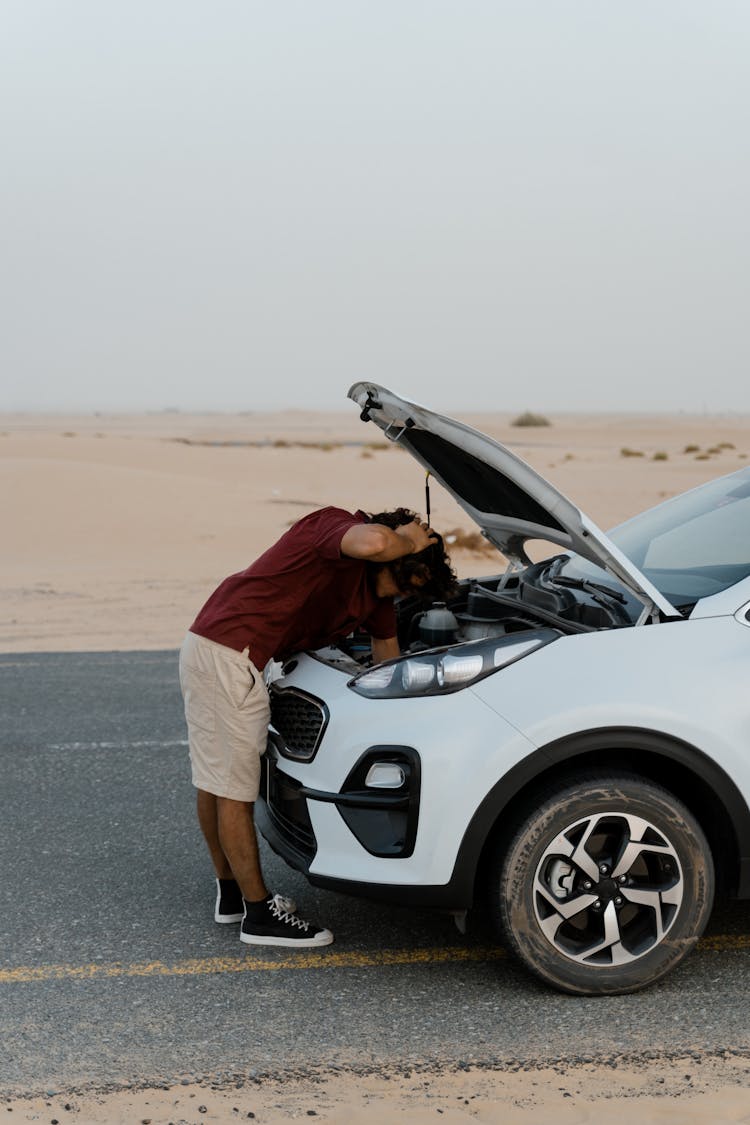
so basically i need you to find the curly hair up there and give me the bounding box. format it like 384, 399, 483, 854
366, 507, 457, 603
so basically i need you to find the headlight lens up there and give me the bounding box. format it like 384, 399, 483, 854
439, 652, 483, 686
401, 661, 436, 691
349, 628, 560, 699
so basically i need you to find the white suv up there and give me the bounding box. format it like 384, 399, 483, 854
256, 383, 750, 995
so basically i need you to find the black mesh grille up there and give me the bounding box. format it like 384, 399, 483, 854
265, 760, 316, 860
269, 686, 328, 761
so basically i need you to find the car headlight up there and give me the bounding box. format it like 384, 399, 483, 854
348, 628, 560, 699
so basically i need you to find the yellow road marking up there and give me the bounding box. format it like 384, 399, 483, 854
697, 933, 750, 952
0, 934, 747, 986
0, 946, 506, 985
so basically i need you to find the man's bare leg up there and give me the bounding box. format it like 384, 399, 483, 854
196, 790, 267, 899
196, 789, 233, 879
215, 795, 268, 902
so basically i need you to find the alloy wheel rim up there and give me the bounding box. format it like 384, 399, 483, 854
532, 810, 684, 966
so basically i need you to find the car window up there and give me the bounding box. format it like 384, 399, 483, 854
561, 467, 750, 607
643, 495, 750, 569
612, 469, 750, 597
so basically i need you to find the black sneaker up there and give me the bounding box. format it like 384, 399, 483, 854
215, 880, 297, 924
214, 878, 245, 923
240, 893, 334, 948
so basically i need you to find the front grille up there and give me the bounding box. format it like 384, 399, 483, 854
269, 686, 328, 761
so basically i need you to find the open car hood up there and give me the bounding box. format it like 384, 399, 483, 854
349, 382, 680, 619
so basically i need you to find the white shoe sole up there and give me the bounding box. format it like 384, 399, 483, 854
240, 929, 334, 948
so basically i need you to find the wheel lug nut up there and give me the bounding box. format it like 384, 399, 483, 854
614, 896, 623, 906
583, 881, 593, 891
618, 875, 627, 884
599, 864, 609, 875
592, 899, 602, 911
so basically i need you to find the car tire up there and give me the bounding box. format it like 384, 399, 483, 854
490, 772, 714, 995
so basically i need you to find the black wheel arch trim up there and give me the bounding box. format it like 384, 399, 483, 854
450, 726, 750, 908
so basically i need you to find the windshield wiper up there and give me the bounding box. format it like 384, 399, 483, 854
548, 573, 628, 606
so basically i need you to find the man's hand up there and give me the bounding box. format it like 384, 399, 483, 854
394, 520, 437, 555
341, 519, 437, 562
371, 635, 400, 663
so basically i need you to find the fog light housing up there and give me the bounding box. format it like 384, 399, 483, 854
338, 746, 421, 857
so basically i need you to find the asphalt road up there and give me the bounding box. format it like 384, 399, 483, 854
2, 650, 750, 1097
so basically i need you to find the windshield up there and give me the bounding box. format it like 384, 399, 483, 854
559, 466, 750, 611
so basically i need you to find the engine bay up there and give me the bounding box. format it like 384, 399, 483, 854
321, 561, 628, 672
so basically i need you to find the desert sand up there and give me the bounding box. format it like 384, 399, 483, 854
3, 406, 750, 1122
2, 407, 748, 653
4, 1053, 750, 1123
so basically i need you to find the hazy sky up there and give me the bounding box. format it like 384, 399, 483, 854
2, 2, 749, 414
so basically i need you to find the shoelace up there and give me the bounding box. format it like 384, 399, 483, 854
269, 893, 310, 931
272, 893, 296, 914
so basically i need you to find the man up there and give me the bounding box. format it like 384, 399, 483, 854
179, 505, 455, 949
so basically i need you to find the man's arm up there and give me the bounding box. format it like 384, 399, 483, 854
371, 635, 400, 664
340, 520, 436, 562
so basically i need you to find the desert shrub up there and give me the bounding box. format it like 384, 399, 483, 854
652, 451, 669, 461
706, 446, 723, 455
511, 411, 551, 427
443, 527, 495, 555
695, 453, 711, 461
620, 447, 645, 458
683, 444, 700, 453
718, 442, 736, 450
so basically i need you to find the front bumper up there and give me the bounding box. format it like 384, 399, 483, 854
256, 748, 475, 909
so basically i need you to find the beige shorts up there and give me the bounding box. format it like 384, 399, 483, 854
178, 631, 270, 802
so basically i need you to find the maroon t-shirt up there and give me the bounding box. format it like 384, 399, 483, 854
190, 507, 397, 669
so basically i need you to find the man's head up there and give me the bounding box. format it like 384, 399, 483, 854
366, 507, 457, 602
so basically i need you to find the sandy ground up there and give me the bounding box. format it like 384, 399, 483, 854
4, 406, 750, 1121
4, 1054, 750, 1123
1, 407, 748, 653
